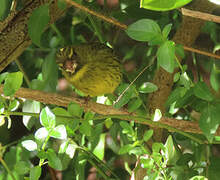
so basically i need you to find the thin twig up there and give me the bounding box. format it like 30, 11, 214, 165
15, 59, 31, 87
181, 8, 220, 24
64, 0, 127, 29
115, 57, 156, 104
183, 46, 220, 60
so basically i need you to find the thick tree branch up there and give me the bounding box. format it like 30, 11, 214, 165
181, 8, 220, 24
1, 85, 220, 136
0, 0, 65, 72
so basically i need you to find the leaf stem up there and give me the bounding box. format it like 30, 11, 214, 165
0, 157, 16, 180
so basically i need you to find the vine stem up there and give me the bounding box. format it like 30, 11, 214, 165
0, 157, 16, 180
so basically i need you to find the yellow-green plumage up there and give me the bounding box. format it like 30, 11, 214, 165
56, 43, 122, 97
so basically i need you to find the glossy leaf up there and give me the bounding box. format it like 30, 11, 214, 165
93, 133, 106, 160
22, 140, 37, 151
35, 127, 49, 141
28, 4, 50, 46
30, 166, 42, 180
143, 129, 154, 142
126, 19, 162, 44
114, 84, 135, 109
3, 71, 23, 96
162, 24, 172, 38
79, 121, 92, 136
210, 64, 220, 92
50, 125, 67, 140
199, 104, 220, 142
139, 82, 158, 93
47, 149, 63, 170
140, 0, 192, 11
193, 82, 214, 102
40, 106, 56, 129
157, 40, 175, 73
128, 98, 142, 112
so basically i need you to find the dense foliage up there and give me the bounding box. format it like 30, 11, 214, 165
0, 0, 220, 179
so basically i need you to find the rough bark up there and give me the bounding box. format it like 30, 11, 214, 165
147, 0, 217, 141
0, 0, 64, 72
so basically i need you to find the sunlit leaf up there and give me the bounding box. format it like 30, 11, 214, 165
22, 140, 37, 151
140, 0, 192, 11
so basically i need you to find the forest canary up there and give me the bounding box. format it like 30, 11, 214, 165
56, 43, 122, 97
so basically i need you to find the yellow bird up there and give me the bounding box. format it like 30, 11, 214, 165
56, 43, 122, 97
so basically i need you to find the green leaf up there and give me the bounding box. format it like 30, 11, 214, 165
42, 50, 58, 92
179, 72, 191, 89
128, 98, 142, 112
53, 107, 79, 136
175, 88, 194, 108
68, 102, 84, 117
140, 157, 154, 168
189, 176, 207, 180
139, 82, 158, 93
50, 125, 67, 140
114, 84, 135, 109
30, 166, 41, 180
23, 100, 40, 130
165, 135, 179, 165
8, 99, 20, 111
162, 24, 172, 38
120, 121, 134, 135
15, 161, 30, 175
0, 0, 10, 20
21, 140, 37, 151
175, 44, 185, 59
157, 40, 175, 73
199, 104, 220, 142
40, 106, 56, 129
210, 63, 220, 92
93, 133, 106, 160
35, 127, 49, 141
119, 144, 133, 154
208, 157, 220, 180
152, 109, 162, 122
0, 72, 8, 84
152, 142, 165, 153
143, 129, 154, 142
165, 87, 185, 107
58, 0, 67, 10
3, 71, 23, 96
193, 82, 214, 102
176, 153, 193, 166
79, 121, 92, 136
140, 0, 192, 11
105, 118, 113, 129
47, 149, 63, 170
28, 4, 50, 46
173, 72, 180, 82
126, 19, 162, 43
